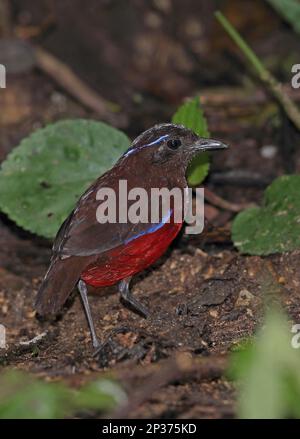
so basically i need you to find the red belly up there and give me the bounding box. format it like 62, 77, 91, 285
81, 221, 182, 287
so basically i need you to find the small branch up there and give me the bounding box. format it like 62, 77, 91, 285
204, 188, 255, 212
201, 85, 300, 107
19, 332, 48, 346
34, 46, 127, 127
210, 170, 273, 188
0, 0, 13, 37
215, 11, 300, 132
111, 353, 227, 418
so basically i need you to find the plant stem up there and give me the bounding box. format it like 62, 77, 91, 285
215, 10, 300, 132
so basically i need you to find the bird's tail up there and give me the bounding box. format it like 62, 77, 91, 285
35, 256, 87, 315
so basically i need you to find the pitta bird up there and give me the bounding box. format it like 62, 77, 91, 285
35, 123, 227, 353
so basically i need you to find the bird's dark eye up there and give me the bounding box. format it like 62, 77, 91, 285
167, 138, 181, 150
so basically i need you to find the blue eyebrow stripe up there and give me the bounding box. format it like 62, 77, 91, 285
124, 134, 170, 157
124, 209, 172, 244
145, 134, 169, 146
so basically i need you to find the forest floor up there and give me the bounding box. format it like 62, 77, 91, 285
1, 70, 300, 419
1, 0, 300, 419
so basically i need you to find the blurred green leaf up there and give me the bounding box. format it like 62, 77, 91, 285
0, 119, 130, 239
266, 0, 300, 35
75, 378, 127, 411
0, 371, 126, 419
232, 175, 300, 255
229, 308, 300, 419
172, 96, 210, 185
0, 372, 71, 419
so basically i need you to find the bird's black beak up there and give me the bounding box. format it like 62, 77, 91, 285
192, 138, 228, 152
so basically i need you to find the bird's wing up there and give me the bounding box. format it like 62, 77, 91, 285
53, 173, 172, 257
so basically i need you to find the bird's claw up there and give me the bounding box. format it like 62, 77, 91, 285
92, 346, 102, 357
121, 296, 150, 318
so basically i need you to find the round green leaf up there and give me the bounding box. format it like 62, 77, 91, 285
0, 119, 130, 239
232, 175, 300, 255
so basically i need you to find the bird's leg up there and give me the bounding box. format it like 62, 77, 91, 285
118, 277, 150, 318
78, 280, 101, 350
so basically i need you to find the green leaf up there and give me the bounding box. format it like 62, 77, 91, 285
229, 308, 300, 419
172, 96, 210, 185
0, 372, 71, 418
0, 119, 130, 239
75, 378, 127, 411
265, 0, 300, 35
0, 371, 125, 419
232, 175, 300, 255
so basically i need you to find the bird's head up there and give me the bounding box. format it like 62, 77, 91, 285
123, 123, 227, 171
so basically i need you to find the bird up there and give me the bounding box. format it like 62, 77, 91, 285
35, 123, 227, 354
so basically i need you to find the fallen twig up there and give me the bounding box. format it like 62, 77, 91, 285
34, 46, 127, 127
111, 353, 227, 418
204, 188, 255, 212
210, 170, 273, 188
19, 331, 48, 346
201, 85, 300, 107
0, 0, 12, 37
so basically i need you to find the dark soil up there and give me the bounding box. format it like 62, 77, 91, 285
1, 205, 300, 418
1, 0, 300, 419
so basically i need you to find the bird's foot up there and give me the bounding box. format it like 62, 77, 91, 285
92, 327, 130, 358
120, 294, 150, 318
92, 341, 108, 358
118, 277, 150, 318
92, 338, 101, 350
